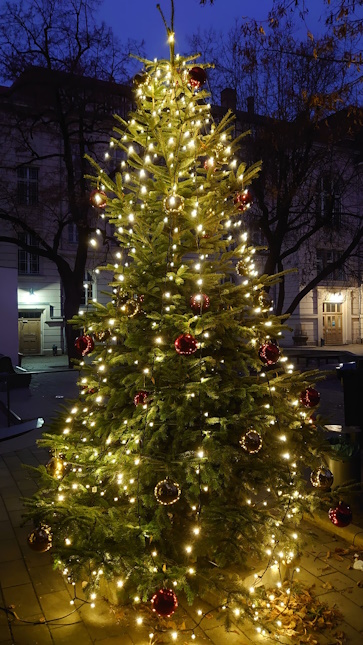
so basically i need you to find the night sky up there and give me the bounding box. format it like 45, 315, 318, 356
100, 0, 324, 60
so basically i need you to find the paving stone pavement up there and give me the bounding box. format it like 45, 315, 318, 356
0, 352, 363, 643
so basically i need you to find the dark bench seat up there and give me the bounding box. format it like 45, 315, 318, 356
0, 354, 32, 389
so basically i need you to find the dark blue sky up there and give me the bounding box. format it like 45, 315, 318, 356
100, 0, 324, 60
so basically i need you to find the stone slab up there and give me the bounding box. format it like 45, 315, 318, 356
10, 620, 53, 645
7, 509, 26, 528
28, 564, 68, 595
0, 521, 16, 540
50, 622, 93, 645
0, 538, 22, 563
2, 582, 43, 620
0, 559, 31, 588
38, 589, 79, 625
2, 496, 24, 512
314, 591, 363, 632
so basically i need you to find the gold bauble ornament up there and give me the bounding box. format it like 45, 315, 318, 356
46, 457, 65, 479
240, 429, 263, 454
154, 477, 181, 505
236, 260, 247, 277
27, 525, 52, 552
259, 291, 273, 310
163, 194, 184, 215
93, 329, 111, 342
120, 298, 141, 317
310, 467, 334, 490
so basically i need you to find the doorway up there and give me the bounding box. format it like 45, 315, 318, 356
18, 312, 41, 354
322, 302, 343, 345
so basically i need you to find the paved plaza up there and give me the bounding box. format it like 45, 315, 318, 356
0, 349, 362, 643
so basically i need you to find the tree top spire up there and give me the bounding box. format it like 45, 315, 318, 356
157, 0, 175, 64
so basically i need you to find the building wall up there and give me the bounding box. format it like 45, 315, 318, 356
0, 267, 19, 365
0, 69, 125, 356
1, 69, 362, 354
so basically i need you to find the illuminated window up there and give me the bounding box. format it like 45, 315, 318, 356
80, 272, 94, 305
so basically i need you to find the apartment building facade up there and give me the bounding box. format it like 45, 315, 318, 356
225, 93, 363, 347
0, 67, 132, 360
0, 69, 362, 360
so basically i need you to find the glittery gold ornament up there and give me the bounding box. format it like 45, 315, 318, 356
259, 292, 273, 310
240, 429, 263, 454
154, 478, 181, 505
236, 260, 247, 277
310, 467, 333, 490
93, 329, 111, 342
27, 525, 52, 552
46, 457, 65, 479
163, 194, 184, 215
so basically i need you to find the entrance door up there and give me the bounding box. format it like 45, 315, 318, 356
18, 314, 41, 354
323, 302, 343, 345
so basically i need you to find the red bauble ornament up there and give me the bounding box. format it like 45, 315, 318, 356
258, 342, 280, 365
174, 333, 198, 355
233, 189, 253, 212
151, 588, 178, 617
90, 188, 107, 208
188, 67, 207, 90
328, 501, 352, 527
300, 387, 320, 408
190, 293, 210, 313
74, 335, 94, 356
27, 526, 52, 552
134, 390, 149, 406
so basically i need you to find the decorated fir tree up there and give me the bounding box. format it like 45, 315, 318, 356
25, 4, 350, 641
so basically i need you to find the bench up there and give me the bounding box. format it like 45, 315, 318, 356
0, 354, 32, 390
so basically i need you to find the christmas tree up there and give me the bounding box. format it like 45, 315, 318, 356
25, 3, 344, 641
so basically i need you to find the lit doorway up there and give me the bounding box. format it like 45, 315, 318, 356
18, 311, 41, 354
322, 302, 343, 345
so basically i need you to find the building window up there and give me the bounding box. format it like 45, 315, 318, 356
316, 175, 342, 228
323, 302, 342, 313
80, 272, 94, 306
316, 249, 344, 281
17, 166, 39, 205
18, 232, 40, 274
68, 223, 79, 243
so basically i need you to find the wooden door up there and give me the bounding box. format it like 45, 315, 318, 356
323, 302, 343, 345
18, 317, 41, 354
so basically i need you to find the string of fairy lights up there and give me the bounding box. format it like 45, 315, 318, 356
24, 24, 353, 644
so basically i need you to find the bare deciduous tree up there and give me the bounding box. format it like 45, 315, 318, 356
0, 0, 143, 365
190, 17, 363, 317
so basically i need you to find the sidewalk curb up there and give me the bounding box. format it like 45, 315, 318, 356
304, 512, 363, 549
